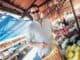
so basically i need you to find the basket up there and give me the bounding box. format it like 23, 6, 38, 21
43, 45, 64, 60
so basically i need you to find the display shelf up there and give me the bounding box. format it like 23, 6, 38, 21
3, 44, 29, 60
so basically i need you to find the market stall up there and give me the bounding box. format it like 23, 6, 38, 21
0, 0, 80, 60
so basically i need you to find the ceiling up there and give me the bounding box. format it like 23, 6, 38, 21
0, 0, 64, 17
0, 0, 80, 20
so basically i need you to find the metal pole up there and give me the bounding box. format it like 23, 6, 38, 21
69, 0, 80, 31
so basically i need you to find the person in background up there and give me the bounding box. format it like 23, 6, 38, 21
22, 5, 55, 60
62, 18, 69, 26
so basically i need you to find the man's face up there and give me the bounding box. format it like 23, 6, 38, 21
30, 7, 40, 21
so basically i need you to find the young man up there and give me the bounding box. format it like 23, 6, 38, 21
22, 6, 54, 60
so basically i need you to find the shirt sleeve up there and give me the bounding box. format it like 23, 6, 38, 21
19, 26, 33, 42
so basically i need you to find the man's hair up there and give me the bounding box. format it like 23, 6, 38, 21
28, 4, 39, 12
31, 4, 39, 8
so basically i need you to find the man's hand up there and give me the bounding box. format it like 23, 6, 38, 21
40, 42, 49, 48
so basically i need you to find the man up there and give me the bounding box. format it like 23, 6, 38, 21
22, 6, 54, 60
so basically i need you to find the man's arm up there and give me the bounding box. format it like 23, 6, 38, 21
27, 41, 49, 49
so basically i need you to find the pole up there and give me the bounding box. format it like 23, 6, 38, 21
69, 0, 80, 31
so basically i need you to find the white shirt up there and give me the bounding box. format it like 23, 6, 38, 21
21, 19, 53, 58
29, 20, 51, 43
